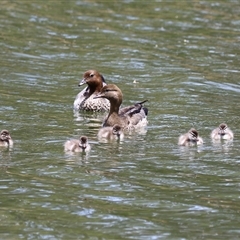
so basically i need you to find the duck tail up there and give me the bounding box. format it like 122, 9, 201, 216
135, 100, 148, 105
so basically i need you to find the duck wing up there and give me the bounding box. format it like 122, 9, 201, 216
73, 86, 90, 110
119, 100, 148, 117
119, 100, 148, 127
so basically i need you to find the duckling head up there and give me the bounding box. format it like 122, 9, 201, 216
219, 123, 227, 136
0, 130, 11, 142
79, 136, 88, 150
188, 128, 199, 142
112, 124, 122, 137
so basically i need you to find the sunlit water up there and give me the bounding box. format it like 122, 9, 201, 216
0, 1, 240, 239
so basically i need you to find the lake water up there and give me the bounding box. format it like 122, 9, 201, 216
1, 1, 240, 239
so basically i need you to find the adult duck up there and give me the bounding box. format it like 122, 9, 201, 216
178, 128, 203, 146
94, 84, 148, 130
73, 70, 110, 112
211, 123, 233, 140
0, 130, 13, 147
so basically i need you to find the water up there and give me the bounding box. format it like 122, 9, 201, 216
1, 1, 240, 239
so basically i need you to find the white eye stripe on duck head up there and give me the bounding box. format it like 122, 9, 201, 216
189, 129, 198, 139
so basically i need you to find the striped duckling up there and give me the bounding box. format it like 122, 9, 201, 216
0, 130, 13, 148
211, 123, 233, 140
178, 128, 203, 146
64, 136, 91, 153
98, 124, 124, 141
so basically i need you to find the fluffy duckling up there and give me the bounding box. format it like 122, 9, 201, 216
0, 130, 13, 147
64, 136, 91, 153
98, 124, 124, 141
178, 128, 203, 146
73, 70, 110, 111
94, 84, 148, 130
211, 123, 233, 140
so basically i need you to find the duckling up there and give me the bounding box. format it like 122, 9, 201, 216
178, 128, 203, 146
73, 70, 110, 111
0, 130, 13, 147
98, 124, 124, 141
64, 136, 91, 153
211, 123, 233, 140
94, 84, 148, 130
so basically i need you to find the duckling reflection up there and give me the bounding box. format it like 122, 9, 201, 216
98, 124, 124, 141
64, 136, 91, 153
212, 139, 233, 153
211, 123, 233, 140
178, 128, 203, 146
178, 145, 203, 160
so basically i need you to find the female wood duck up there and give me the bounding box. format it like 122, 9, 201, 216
64, 136, 91, 153
211, 123, 233, 140
73, 70, 110, 111
94, 84, 148, 130
0, 130, 13, 147
98, 124, 124, 141
178, 128, 203, 146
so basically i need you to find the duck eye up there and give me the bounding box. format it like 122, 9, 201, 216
89, 73, 94, 77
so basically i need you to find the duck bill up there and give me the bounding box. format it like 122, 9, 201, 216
78, 78, 86, 86
219, 130, 225, 136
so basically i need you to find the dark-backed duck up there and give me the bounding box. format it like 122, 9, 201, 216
94, 84, 148, 130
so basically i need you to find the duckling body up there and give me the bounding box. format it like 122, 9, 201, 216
94, 84, 148, 130
64, 136, 91, 153
98, 124, 124, 141
211, 123, 233, 140
178, 128, 203, 146
0, 130, 13, 147
73, 70, 110, 111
